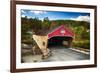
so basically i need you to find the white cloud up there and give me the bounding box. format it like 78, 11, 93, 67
21, 15, 32, 19
21, 10, 26, 13
30, 10, 47, 15
70, 15, 90, 22
21, 14, 25, 18
27, 16, 32, 19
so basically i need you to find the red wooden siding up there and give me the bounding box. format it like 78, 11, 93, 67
48, 25, 74, 39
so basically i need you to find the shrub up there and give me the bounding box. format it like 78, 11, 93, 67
72, 40, 90, 49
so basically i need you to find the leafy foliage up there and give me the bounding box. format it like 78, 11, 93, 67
21, 16, 90, 49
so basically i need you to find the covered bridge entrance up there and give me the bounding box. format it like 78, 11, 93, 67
48, 36, 73, 47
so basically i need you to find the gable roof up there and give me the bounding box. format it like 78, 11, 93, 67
47, 25, 74, 39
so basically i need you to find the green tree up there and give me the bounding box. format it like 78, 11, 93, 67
31, 17, 42, 34
42, 17, 51, 29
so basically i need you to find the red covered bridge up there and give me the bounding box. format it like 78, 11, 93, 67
47, 25, 74, 47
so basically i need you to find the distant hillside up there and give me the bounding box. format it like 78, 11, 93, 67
50, 19, 90, 29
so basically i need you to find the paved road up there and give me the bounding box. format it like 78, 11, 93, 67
43, 46, 90, 62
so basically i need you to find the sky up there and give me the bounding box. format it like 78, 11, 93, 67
21, 9, 90, 22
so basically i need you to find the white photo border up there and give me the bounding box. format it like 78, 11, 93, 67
16, 4, 95, 69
